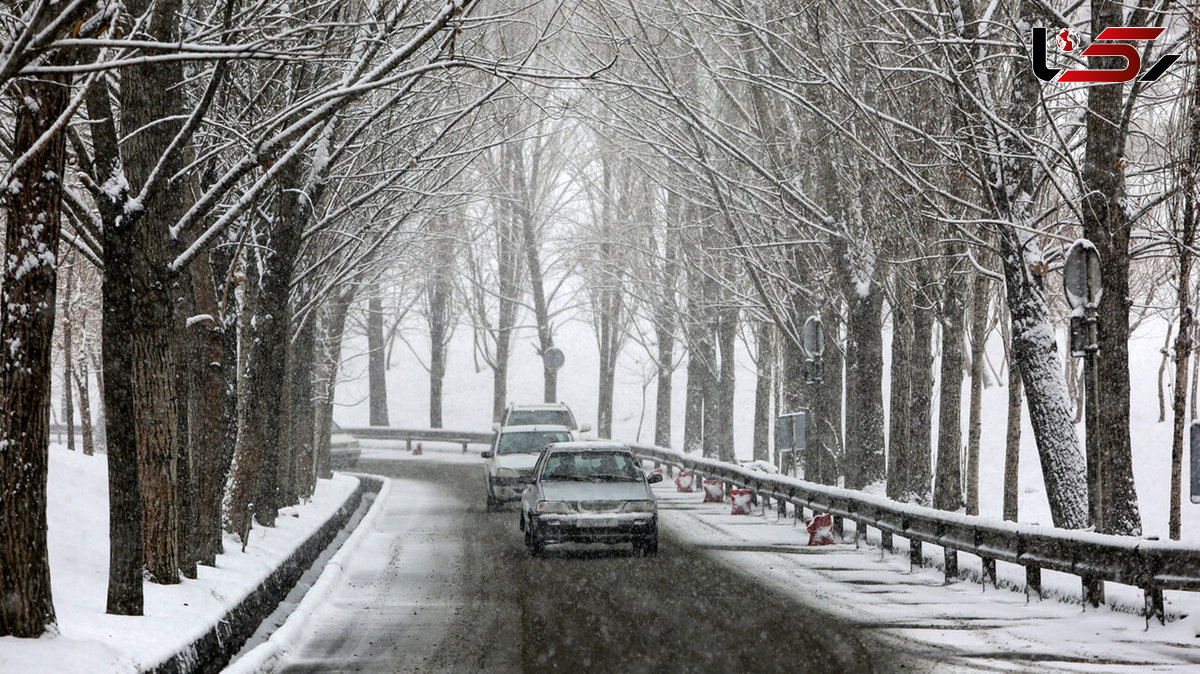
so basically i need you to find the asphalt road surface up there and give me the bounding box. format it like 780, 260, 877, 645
274, 458, 931, 673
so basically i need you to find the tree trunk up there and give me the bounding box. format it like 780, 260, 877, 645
283, 312, 317, 505
510, 143, 557, 403
0, 62, 71, 637
1171, 46, 1200, 538
966, 274, 989, 515
934, 256, 966, 511
716, 305, 737, 463
886, 287, 913, 499
491, 200, 520, 423
314, 289, 354, 481
1078, 0, 1142, 536
844, 281, 885, 490
427, 236, 454, 429
1003, 332, 1023, 523
87, 74, 143, 616
653, 229, 678, 448
906, 271, 934, 503
752, 321, 773, 462
73, 360, 95, 457
62, 261, 76, 452
683, 343, 706, 454
996, 226, 1087, 528
229, 161, 308, 532
367, 285, 388, 426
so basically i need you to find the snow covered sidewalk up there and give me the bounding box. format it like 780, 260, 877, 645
0, 445, 362, 673
653, 481, 1200, 672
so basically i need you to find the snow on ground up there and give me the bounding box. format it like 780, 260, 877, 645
651, 480, 1200, 671
0, 444, 358, 674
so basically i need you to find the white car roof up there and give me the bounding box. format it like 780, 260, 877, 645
497, 424, 573, 433
507, 402, 572, 410
543, 440, 630, 452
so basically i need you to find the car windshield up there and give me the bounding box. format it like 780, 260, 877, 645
496, 430, 571, 456
540, 451, 642, 482
506, 409, 575, 429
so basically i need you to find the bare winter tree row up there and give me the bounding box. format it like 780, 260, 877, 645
0, 0, 577, 638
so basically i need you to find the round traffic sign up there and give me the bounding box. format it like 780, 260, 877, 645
543, 346, 565, 371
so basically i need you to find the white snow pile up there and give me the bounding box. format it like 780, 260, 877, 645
0, 444, 358, 674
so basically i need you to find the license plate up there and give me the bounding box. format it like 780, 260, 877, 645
578, 518, 617, 528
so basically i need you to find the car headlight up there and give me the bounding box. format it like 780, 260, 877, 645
537, 501, 574, 514
495, 468, 520, 478
620, 500, 657, 513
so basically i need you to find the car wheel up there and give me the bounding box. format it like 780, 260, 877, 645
526, 520, 545, 557
486, 492, 499, 512
637, 535, 658, 557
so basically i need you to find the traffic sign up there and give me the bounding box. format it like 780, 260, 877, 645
542, 346, 565, 371
1064, 239, 1102, 310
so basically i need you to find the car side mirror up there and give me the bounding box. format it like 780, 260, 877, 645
647, 473, 663, 484
492, 422, 501, 432
579, 424, 592, 433
481, 451, 492, 459
518, 474, 536, 484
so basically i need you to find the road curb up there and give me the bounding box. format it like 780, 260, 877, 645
221, 476, 393, 674
146, 474, 385, 674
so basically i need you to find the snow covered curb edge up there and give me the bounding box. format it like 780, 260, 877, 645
220, 476, 392, 674
146, 475, 384, 674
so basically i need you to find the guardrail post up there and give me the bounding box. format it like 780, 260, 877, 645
777, 498, 786, 518
943, 548, 958, 583
881, 530, 893, 553
981, 557, 997, 589
462, 442, 468, 454
833, 515, 844, 542
909, 540, 922, 571
1082, 577, 1104, 608
1025, 566, 1042, 601
1144, 587, 1165, 626
406, 439, 413, 452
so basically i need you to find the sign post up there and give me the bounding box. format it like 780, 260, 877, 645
1064, 239, 1103, 607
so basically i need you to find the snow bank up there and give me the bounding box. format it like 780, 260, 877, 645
223, 478, 393, 673
0, 444, 358, 673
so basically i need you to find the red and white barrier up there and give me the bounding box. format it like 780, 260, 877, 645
702, 479, 724, 503
674, 470, 695, 492
730, 489, 754, 515
806, 513, 835, 545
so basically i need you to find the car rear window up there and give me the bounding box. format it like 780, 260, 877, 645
540, 451, 641, 481
506, 409, 575, 429
496, 431, 571, 455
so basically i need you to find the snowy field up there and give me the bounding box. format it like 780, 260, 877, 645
0, 446, 359, 674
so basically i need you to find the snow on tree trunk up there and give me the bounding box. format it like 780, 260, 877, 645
0, 64, 70, 638
997, 227, 1088, 529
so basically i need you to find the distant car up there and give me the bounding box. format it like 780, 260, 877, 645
496, 402, 592, 439
481, 425, 573, 511
519, 441, 662, 557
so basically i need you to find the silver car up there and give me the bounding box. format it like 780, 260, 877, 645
519, 441, 663, 557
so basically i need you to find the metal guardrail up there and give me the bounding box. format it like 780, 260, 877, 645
630, 442, 1198, 625
341, 426, 493, 453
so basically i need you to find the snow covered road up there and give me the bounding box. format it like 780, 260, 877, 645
267, 456, 906, 673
